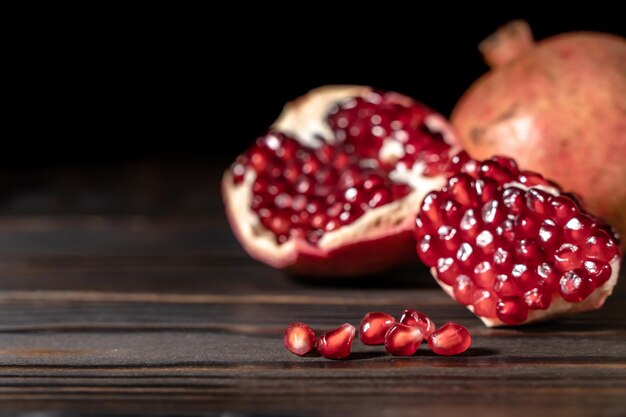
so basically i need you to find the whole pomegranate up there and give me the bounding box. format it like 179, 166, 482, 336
451, 21, 626, 247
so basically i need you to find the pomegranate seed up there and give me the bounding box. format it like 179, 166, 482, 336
417, 235, 438, 267
384, 323, 424, 356
399, 309, 436, 338
553, 243, 583, 271
563, 213, 595, 243
436, 257, 460, 286
454, 275, 475, 305
549, 195, 578, 225
473, 289, 497, 318
283, 322, 317, 356
427, 322, 471, 356
584, 229, 618, 262
502, 187, 525, 214
359, 312, 395, 345
524, 287, 551, 310
582, 259, 612, 286
513, 212, 539, 239
526, 188, 551, 215
316, 323, 355, 360
559, 269, 595, 302
494, 274, 521, 297
448, 174, 476, 207
496, 297, 529, 325
472, 261, 496, 288
536, 262, 559, 290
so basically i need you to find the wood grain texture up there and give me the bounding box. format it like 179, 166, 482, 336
0, 164, 624, 417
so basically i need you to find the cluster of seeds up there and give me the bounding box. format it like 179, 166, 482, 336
229, 91, 452, 245
416, 153, 620, 324
283, 309, 471, 359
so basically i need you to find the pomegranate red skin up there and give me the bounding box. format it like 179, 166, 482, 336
451, 21, 626, 246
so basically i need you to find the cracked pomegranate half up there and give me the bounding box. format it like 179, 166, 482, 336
416, 153, 622, 326
222, 86, 457, 276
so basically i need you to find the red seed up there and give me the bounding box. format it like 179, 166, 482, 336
359, 312, 395, 345
526, 189, 551, 215
384, 323, 424, 356
399, 309, 436, 338
496, 297, 529, 325
563, 213, 595, 244
549, 195, 578, 226
473, 289, 497, 318
472, 261, 497, 288
435, 257, 460, 286
316, 323, 355, 359
283, 322, 317, 356
417, 235, 438, 267
584, 229, 618, 262
524, 287, 552, 310
427, 322, 471, 356
559, 269, 595, 302
582, 259, 612, 287
553, 243, 583, 271
454, 275, 475, 305
501, 187, 525, 214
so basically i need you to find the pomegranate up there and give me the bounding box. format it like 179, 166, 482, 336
316, 323, 355, 359
428, 322, 471, 356
359, 311, 395, 345
222, 86, 457, 276
415, 153, 621, 326
451, 20, 626, 246
384, 323, 424, 356
283, 322, 317, 356
398, 308, 436, 338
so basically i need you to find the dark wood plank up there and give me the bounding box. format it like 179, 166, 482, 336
0, 163, 623, 416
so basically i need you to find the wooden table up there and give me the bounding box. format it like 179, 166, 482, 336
0, 163, 624, 416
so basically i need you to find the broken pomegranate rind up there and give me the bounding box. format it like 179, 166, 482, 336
417, 153, 621, 326
223, 85, 456, 276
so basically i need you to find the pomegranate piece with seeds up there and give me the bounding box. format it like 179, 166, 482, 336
398, 309, 436, 338
359, 312, 395, 345
316, 323, 356, 359
384, 323, 425, 356
427, 322, 471, 356
416, 153, 621, 327
223, 85, 457, 276
283, 322, 317, 356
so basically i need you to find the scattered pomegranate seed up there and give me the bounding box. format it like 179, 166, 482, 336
398, 309, 436, 338
427, 322, 472, 356
283, 322, 317, 356
359, 312, 395, 345
316, 323, 356, 359
384, 323, 425, 356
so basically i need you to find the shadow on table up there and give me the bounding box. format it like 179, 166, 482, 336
288, 262, 437, 290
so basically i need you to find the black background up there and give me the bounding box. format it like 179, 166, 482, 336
9, 9, 626, 170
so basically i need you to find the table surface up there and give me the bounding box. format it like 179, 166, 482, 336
0, 163, 624, 417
